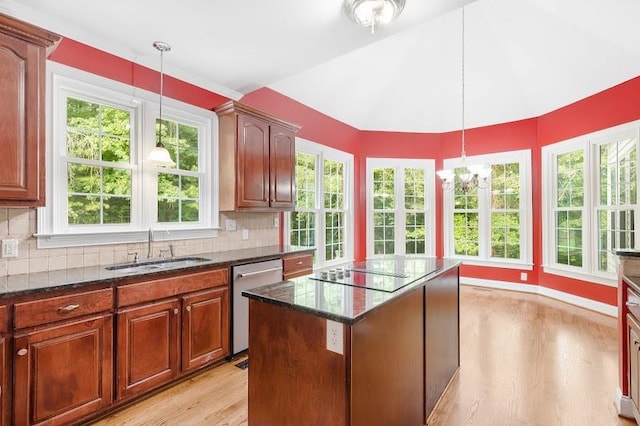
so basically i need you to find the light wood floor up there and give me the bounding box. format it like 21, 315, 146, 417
92, 286, 635, 426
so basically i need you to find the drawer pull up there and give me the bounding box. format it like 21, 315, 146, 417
296, 261, 303, 265
17, 348, 27, 356
58, 304, 80, 313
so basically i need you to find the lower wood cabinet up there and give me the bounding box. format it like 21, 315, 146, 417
116, 299, 180, 400
182, 288, 229, 372
628, 313, 640, 422
13, 314, 113, 426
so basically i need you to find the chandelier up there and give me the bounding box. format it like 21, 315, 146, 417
436, 7, 490, 192
343, 0, 406, 34
146, 41, 176, 167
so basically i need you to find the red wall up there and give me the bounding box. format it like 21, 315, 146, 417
49, 36, 640, 307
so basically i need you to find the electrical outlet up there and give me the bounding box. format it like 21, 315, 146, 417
1, 239, 18, 258
225, 219, 237, 231
520, 272, 528, 281
242, 229, 249, 240
326, 319, 343, 355
273, 216, 279, 227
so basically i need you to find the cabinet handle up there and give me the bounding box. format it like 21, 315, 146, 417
296, 261, 303, 265
58, 304, 80, 313
173, 308, 179, 315
627, 301, 640, 307
186, 306, 191, 312
237, 267, 283, 278
17, 348, 27, 356
635, 340, 640, 346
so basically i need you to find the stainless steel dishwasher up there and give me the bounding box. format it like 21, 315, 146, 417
232, 258, 283, 356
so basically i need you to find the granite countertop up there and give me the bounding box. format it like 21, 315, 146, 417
616, 250, 640, 257
243, 257, 460, 324
0, 245, 314, 298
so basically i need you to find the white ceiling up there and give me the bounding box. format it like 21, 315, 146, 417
2, 0, 640, 132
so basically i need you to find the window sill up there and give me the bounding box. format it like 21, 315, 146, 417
542, 265, 616, 287
36, 228, 220, 249
449, 258, 534, 271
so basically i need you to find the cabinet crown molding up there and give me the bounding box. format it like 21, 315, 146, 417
214, 100, 301, 132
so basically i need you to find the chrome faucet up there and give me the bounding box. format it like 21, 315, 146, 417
147, 228, 153, 258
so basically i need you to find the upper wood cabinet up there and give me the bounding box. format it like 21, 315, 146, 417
0, 14, 60, 206
214, 101, 300, 211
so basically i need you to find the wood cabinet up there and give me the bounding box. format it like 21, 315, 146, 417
182, 288, 229, 372
214, 100, 299, 211
117, 299, 180, 400
13, 314, 113, 426
0, 306, 7, 426
116, 267, 230, 400
282, 251, 314, 280
629, 311, 640, 423
0, 14, 59, 206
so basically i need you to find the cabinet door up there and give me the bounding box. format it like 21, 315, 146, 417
13, 315, 113, 426
269, 123, 296, 209
0, 337, 5, 426
0, 34, 44, 205
236, 113, 270, 208
182, 287, 229, 372
117, 299, 180, 400
629, 314, 640, 418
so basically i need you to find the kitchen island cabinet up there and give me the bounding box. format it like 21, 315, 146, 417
244, 257, 460, 425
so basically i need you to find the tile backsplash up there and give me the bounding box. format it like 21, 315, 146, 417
0, 208, 280, 277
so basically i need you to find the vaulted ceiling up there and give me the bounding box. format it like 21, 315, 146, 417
2, 0, 639, 132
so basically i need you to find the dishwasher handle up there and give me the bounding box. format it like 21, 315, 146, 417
237, 266, 283, 278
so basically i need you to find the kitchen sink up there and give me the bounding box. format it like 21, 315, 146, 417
105, 256, 212, 273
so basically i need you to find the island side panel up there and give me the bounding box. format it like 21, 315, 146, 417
248, 299, 349, 425
425, 265, 460, 419
350, 287, 425, 426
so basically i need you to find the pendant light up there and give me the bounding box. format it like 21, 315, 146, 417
436, 7, 490, 192
146, 41, 176, 167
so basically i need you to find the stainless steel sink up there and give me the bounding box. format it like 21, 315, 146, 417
105, 256, 212, 273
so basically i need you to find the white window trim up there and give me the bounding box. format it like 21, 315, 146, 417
541, 120, 640, 287
365, 158, 436, 258
441, 149, 533, 270
37, 62, 219, 248
285, 138, 354, 269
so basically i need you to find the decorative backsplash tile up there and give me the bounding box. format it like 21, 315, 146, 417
0, 208, 280, 276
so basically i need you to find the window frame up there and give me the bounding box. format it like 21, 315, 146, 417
542, 120, 640, 286
365, 158, 436, 258
38, 62, 219, 248
285, 138, 354, 269
441, 149, 533, 269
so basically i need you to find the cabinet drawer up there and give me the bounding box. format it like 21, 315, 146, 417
283, 253, 313, 280
14, 288, 113, 329
117, 268, 229, 307
0, 305, 7, 333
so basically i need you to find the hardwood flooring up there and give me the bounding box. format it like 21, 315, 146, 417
91, 286, 634, 426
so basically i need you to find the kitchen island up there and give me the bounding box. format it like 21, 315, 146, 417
243, 256, 460, 426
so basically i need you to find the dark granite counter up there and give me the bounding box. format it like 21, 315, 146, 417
616, 250, 640, 257
0, 245, 314, 298
243, 257, 460, 324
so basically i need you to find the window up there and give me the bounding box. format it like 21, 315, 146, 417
287, 139, 354, 268
39, 63, 217, 247
542, 121, 639, 284
366, 159, 436, 257
441, 149, 532, 269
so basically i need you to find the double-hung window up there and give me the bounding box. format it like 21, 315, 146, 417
38, 63, 217, 247
542, 121, 639, 284
441, 149, 532, 269
366, 158, 436, 257
287, 139, 354, 268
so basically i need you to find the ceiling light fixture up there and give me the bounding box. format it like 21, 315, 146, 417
146, 41, 176, 168
436, 7, 491, 193
343, 0, 406, 34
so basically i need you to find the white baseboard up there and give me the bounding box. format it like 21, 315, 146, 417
616, 387, 635, 419
461, 277, 618, 317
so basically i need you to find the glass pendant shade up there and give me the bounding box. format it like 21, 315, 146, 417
147, 142, 175, 167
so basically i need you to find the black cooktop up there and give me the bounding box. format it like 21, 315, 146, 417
310, 257, 443, 293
